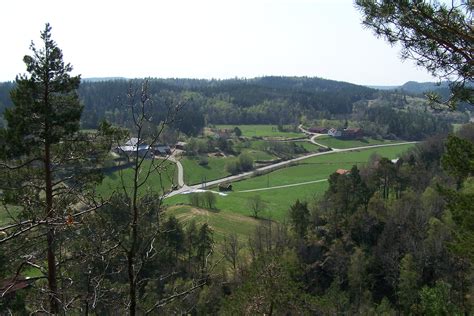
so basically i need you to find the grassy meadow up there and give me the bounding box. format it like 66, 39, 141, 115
165, 205, 261, 242
96, 159, 177, 197
216, 124, 303, 138
166, 143, 415, 222
297, 141, 322, 152
314, 135, 404, 149
181, 156, 232, 185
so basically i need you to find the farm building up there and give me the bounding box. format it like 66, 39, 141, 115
340, 128, 363, 139
175, 141, 187, 150
115, 138, 152, 157
328, 128, 342, 137
328, 128, 363, 139
154, 145, 171, 155
308, 127, 328, 134
336, 169, 350, 175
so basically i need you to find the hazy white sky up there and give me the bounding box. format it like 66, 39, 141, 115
0, 0, 436, 85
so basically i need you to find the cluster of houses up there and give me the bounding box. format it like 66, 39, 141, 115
308, 127, 363, 139
113, 137, 174, 158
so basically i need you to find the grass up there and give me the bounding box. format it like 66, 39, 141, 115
216, 124, 303, 138
166, 143, 415, 222
165, 205, 261, 242
314, 135, 403, 149
238, 140, 278, 160
165, 181, 328, 222
96, 159, 177, 197
240, 148, 275, 161
298, 141, 322, 152
181, 156, 232, 185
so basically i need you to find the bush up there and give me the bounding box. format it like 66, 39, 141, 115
188, 193, 201, 207
238, 153, 254, 171
203, 191, 217, 209
198, 155, 209, 166
225, 159, 240, 175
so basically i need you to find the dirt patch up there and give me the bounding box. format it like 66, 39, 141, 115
189, 207, 209, 216
221, 212, 259, 225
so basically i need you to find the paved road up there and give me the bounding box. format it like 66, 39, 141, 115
298, 124, 332, 149
237, 178, 328, 193
164, 140, 418, 198
168, 155, 184, 187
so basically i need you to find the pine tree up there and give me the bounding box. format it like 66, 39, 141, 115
0, 23, 111, 313
355, 0, 473, 108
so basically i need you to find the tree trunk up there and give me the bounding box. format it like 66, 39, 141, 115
45, 142, 59, 314
128, 253, 136, 316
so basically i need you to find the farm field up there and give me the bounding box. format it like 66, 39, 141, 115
96, 159, 177, 197
297, 141, 322, 152
240, 148, 276, 161
165, 205, 261, 242
314, 135, 403, 149
216, 124, 303, 138
180, 156, 231, 185
166, 143, 415, 222
165, 180, 328, 222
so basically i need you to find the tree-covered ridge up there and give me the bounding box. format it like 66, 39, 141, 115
0, 76, 377, 128
1, 76, 464, 140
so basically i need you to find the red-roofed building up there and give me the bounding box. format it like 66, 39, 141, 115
336, 169, 350, 175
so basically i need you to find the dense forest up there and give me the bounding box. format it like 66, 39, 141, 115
0, 77, 466, 140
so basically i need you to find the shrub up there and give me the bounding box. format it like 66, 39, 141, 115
225, 159, 240, 175
238, 153, 254, 171
198, 155, 209, 166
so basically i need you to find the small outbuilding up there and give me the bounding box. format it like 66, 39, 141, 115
336, 169, 350, 175
175, 141, 187, 150
154, 145, 171, 155
218, 183, 233, 192
309, 127, 328, 134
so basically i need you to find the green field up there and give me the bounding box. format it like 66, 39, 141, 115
96, 159, 177, 197
216, 124, 303, 138
166, 144, 415, 222
238, 140, 278, 160
314, 135, 403, 149
181, 156, 232, 185
165, 205, 261, 242
298, 141, 322, 152
240, 148, 276, 161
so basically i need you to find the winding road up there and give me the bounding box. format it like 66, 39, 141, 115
165, 139, 418, 198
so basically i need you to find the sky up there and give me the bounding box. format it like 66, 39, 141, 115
0, 0, 437, 86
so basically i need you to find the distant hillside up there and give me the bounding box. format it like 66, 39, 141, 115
400, 81, 450, 94
1, 76, 378, 128
366, 85, 399, 90
83, 77, 128, 82
0, 76, 467, 140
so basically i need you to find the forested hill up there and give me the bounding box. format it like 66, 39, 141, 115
0, 76, 465, 139
400, 81, 450, 94
0, 76, 376, 128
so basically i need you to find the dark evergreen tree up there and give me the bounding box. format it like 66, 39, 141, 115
356, 0, 473, 107
289, 199, 310, 239
0, 23, 111, 313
